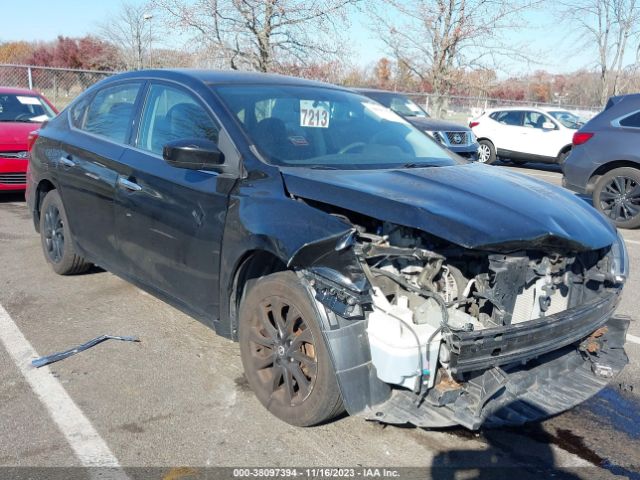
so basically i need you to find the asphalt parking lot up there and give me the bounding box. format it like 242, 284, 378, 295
1, 162, 640, 479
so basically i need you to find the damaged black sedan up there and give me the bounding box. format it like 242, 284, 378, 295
27, 70, 629, 429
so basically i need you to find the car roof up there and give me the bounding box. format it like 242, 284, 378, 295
0, 86, 44, 96
105, 69, 350, 91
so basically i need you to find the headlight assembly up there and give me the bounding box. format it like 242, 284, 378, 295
610, 231, 629, 283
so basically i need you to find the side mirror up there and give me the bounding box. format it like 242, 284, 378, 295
163, 138, 225, 171
542, 121, 556, 130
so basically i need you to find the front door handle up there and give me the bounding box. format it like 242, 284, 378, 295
117, 176, 142, 192
59, 155, 76, 167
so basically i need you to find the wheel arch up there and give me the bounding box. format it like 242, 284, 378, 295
32, 178, 58, 233
588, 160, 640, 192
227, 249, 288, 341
476, 137, 495, 146
558, 144, 572, 156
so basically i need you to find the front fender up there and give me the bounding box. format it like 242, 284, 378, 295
216, 188, 355, 336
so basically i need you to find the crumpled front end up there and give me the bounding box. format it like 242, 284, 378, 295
293, 210, 630, 430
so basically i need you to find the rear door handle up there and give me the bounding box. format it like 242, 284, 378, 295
59, 155, 76, 167
117, 176, 142, 192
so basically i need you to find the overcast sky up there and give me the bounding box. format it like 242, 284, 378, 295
0, 0, 615, 76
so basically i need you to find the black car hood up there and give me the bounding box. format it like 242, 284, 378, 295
405, 117, 471, 132
280, 163, 617, 251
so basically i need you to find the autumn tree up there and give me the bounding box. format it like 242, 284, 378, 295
373, 57, 392, 89
369, 0, 540, 117
26, 36, 121, 71
152, 0, 359, 72
0, 41, 34, 64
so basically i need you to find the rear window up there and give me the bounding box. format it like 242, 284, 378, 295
619, 111, 640, 128
0, 93, 55, 123
70, 95, 91, 128
83, 82, 142, 143
490, 111, 523, 126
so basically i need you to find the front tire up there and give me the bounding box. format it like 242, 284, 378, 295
557, 150, 570, 165
238, 271, 344, 426
39, 190, 91, 274
593, 167, 640, 229
477, 140, 496, 164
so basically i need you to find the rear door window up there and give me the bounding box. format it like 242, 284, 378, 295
491, 111, 524, 126
83, 82, 142, 143
619, 111, 640, 128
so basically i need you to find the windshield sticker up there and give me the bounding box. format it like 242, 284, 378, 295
16, 96, 41, 106
364, 102, 405, 123
300, 100, 329, 128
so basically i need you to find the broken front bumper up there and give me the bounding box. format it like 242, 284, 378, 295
360, 314, 629, 430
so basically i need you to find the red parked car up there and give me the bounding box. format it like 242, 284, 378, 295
0, 87, 57, 192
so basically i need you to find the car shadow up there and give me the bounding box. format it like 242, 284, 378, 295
0, 192, 26, 203
495, 159, 562, 174
428, 423, 585, 479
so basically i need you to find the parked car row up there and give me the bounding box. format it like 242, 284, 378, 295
23, 70, 629, 431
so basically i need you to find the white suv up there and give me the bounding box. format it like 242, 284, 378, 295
470, 107, 583, 164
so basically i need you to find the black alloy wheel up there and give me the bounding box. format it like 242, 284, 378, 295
43, 203, 64, 263
38, 190, 91, 274
593, 167, 640, 228
246, 296, 318, 406
239, 271, 343, 426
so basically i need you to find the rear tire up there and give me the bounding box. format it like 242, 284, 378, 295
593, 167, 640, 229
238, 271, 344, 426
477, 140, 496, 164
39, 190, 91, 275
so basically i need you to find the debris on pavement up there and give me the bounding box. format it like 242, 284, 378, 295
31, 335, 140, 368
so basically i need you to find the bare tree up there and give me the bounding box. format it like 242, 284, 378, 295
561, 0, 640, 106
368, 0, 541, 117
151, 0, 359, 72
98, 1, 155, 70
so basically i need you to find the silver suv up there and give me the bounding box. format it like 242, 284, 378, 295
563, 94, 640, 228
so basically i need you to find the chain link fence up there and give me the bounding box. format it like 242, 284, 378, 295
1, 64, 603, 122
0, 64, 116, 110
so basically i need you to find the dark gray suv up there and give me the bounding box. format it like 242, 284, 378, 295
563, 94, 640, 228
355, 89, 479, 160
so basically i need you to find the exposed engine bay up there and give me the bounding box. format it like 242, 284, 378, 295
300, 205, 628, 412
357, 221, 623, 393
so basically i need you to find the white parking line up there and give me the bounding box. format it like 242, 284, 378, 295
527, 172, 561, 179
498, 166, 561, 179
628, 333, 640, 345
0, 303, 129, 479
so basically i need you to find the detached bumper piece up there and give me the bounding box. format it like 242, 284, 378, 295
363, 316, 629, 430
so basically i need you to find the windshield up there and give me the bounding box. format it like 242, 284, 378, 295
549, 110, 583, 129
215, 85, 456, 169
0, 93, 55, 123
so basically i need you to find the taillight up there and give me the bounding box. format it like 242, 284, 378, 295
27, 130, 40, 151
572, 132, 594, 146
469, 121, 480, 128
